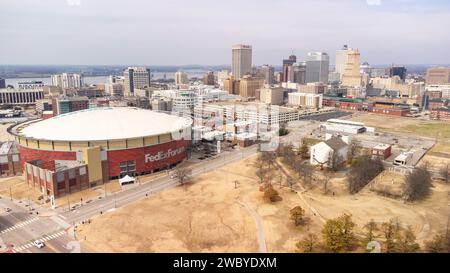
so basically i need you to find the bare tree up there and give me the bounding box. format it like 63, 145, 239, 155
347, 139, 361, 163
362, 219, 378, 250
300, 163, 314, 188
330, 152, 344, 172
296, 233, 319, 253
286, 176, 295, 190
440, 164, 449, 183
261, 151, 277, 172
425, 231, 450, 253
347, 156, 384, 194
404, 167, 432, 202
298, 139, 309, 159
255, 153, 269, 184
323, 171, 331, 194
173, 167, 192, 186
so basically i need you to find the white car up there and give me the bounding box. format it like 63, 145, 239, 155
4, 208, 12, 213
33, 240, 45, 249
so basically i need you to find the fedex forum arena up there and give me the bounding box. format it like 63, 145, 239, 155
8, 107, 192, 197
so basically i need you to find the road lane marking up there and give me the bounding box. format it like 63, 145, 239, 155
0, 217, 39, 234
12, 230, 67, 253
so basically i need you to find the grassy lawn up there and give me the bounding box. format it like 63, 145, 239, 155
402, 123, 450, 139
302, 137, 321, 146
430, 142, 450, 154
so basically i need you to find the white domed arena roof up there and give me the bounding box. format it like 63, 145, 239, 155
17, 107, 192, 142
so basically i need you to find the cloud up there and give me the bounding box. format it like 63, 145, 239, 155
366, 0, 382, 5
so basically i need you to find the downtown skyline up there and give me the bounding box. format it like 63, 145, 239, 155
1, 0, 450, 66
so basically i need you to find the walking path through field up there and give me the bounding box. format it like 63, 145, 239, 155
235, 200, 267, 253
274, 159, 327, 224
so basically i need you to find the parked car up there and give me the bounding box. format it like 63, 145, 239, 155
4, 208, 12, 213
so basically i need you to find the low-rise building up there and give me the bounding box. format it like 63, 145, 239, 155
372, 107, 410, 116
35, 99, 52, 114
259, 87, 286, 105
320, 119, 367, 134
0, 87, 44, 105
25, 159, 89, 197
372, 144, 392, 160
52, 96, 89, 116
426, 67, 450, 85
0, 142, 21, 176
105, 83, 123, 97
310, 136, 348, 168
151, 98, 173, 112
288, 92, 323, 109
239, 76, 264, 98
430, 107, 450, 121
298, 82, 328, 94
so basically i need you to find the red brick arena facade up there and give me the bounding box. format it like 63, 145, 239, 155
8, 107, 192, 197
16, 139, 190, 179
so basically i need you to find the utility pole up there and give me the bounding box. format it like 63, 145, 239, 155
67, 194, 70, 212
446, 210, 450, 240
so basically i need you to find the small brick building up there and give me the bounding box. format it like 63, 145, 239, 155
0, 141, 22, 176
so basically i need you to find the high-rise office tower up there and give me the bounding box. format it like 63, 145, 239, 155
282, 55, 297, 82
335, 45, 349, 80
123, 67, 151, 96
341, 48, 363, 87
293, 62, 306, 84
259, 65, 275, 85
51, 73, 83, 89
0, 77, 5, 89
232, 44, 252, 80
175, 71, 189, 85
305, 52, 330, 83
389, 66, 407, 81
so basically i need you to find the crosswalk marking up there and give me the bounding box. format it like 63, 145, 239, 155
0, 217, 39, 234
12, 230, 67, 252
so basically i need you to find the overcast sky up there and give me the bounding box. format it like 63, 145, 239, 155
1, 0, 449, 66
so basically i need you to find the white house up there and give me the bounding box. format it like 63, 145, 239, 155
310, 136, 349, 168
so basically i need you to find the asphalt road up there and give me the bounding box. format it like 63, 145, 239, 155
0, 198, 79, 253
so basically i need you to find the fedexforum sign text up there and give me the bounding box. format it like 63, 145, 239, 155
145, 147, 185, 163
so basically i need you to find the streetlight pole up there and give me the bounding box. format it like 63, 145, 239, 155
446, 209, 450, 240
9, 186, 12, 201
67, 194, 70, 212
